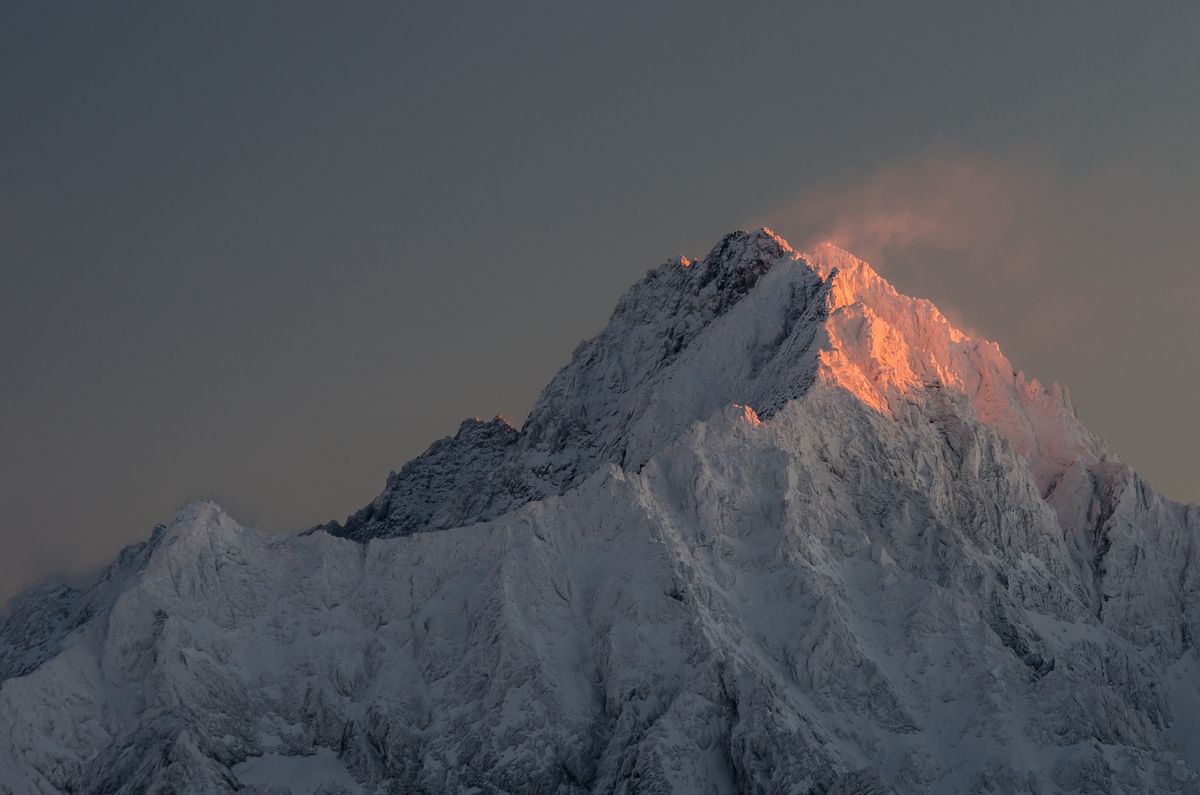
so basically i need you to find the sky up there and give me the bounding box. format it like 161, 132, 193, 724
3, 2, 1200, 607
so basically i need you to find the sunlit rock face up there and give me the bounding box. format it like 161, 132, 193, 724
3, 230, 1199, 794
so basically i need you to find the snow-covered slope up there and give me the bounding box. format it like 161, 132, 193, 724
3, 230, 1198, 794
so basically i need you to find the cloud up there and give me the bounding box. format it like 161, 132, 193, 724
766, 152, 1039, 267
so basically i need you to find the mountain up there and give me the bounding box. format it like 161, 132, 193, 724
2, 229, 1198, 794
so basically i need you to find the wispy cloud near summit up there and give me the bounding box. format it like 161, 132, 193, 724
769, 152, 1035, 267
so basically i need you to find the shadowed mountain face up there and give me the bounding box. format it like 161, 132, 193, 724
3, 230, 1199, 794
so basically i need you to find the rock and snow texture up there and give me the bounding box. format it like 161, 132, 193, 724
2, 229, 1199, 794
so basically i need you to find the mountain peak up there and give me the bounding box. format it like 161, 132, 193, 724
688, 227, 791, 287
320, 228, 1106, 543
702, 227, 793, 266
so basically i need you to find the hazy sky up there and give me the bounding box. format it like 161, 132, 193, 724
3, 2, 1200, 606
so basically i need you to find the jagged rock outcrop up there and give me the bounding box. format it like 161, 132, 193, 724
2, 229, 1198, 794
315, 416, 523, 542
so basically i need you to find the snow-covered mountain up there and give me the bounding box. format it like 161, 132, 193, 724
3, 230, 1199, 794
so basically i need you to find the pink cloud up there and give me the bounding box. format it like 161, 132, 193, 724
766, 153, 1041, 268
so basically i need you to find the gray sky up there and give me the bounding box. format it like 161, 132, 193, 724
3, 2, 1199, 606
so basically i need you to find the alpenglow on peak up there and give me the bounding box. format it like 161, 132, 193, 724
320, 228, 1102, 545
